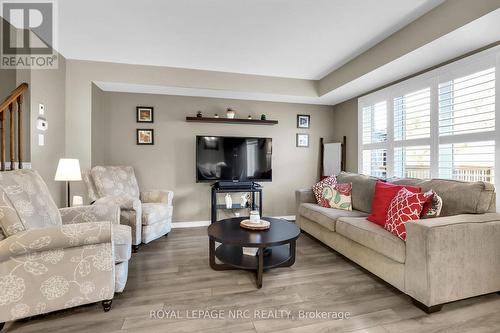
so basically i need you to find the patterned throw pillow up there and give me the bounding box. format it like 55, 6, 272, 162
320, 183, 352, 211
384, 188, 427, 241
421, 190, 443, 218
312, 176, 336, 204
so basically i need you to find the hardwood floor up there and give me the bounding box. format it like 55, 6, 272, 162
4, 227, 500, 333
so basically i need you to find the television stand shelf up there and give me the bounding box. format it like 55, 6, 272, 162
211, 183, 263, 224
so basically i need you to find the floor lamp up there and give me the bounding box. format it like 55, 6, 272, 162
55, 158, 82, 207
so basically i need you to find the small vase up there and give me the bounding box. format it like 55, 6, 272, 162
260, 114, 266, 120
225, 194, 232, 209
226, 108, 235, 119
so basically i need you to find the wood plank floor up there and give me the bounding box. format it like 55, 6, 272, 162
4, 226, 500, 333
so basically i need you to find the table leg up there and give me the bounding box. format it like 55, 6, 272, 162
256, 247, 264, 288
279, 240, 296, 267
209, 238, 234, 271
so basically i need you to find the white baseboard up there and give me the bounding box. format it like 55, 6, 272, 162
172, 215, 296, 229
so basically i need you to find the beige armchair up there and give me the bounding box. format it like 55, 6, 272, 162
0, 170, 132, 330
83, 166, 173, 251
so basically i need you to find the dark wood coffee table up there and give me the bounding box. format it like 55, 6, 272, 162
207, 217, 300, 288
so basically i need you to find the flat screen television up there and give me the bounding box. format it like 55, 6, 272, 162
196, 136, 272, 182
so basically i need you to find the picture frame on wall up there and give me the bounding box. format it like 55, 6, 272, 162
297, 114, 310, 129
296, 133, 309, 148
136, 106, 154, 123
137, 129, 154, 145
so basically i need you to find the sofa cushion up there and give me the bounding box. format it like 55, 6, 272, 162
0, 170, 62, 236
298, 203, 368, 232
389, 178, 495, 216
384, 188, 427, 241
367, 181, 421, 226
336, 172, 380, 213
91, 166, 140, 198
141, 203, 172, 226
336, 216, 406, 263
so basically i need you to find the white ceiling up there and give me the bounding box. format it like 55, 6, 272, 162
59, 0, 444, 79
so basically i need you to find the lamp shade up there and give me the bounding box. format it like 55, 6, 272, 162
55, 158, 82, 181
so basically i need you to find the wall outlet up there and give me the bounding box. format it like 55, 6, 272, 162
38, 104, 45, 115
38, 134, 44, 146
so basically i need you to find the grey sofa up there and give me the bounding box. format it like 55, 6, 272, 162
296, 172, 500, 313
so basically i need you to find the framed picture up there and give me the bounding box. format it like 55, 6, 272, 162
136, 106, 154, 123
137, 129, 154, 145
297, 114, 310, 129
296, 133, 309, 147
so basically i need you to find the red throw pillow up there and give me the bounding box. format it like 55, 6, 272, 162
384, 188, 427, 241
312, 176, 336, 205
367, 181, 421, 226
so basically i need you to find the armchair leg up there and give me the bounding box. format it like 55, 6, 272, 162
164, 232, 169, 238
132, 245, 139, 253
102, 300, 112, 312
411, 298, 443, 314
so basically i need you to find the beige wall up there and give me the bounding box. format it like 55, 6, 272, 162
332, 98, 358, 173
91, 83, 106, 166
96, 92, 334, 222
28, 55, 67, 207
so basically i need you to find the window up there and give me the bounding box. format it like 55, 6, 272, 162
359, 46, 498, 187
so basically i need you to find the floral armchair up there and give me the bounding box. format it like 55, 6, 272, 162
83, 166, 173, 251
0, 170, 132, 330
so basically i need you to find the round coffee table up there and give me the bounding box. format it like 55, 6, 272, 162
207, 217, 300, 288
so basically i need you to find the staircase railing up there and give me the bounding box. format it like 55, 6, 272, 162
0, 82, 28, 171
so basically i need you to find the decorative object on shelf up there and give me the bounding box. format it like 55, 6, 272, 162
137, 129, 154, 145
240, 193, 249, 207
248, 115, 252, 119
242, 247, 258, 256
136, 106, 154, 123
260, 114, 266, 120
196, 111, 203, 118
296, 133, 309, 147
226, 108, 236, 119
214, 113, 219, 118
225, 193, 232, 209
240, 218, 270, 230
297, 114, 310, 128
54, 158, 82, 207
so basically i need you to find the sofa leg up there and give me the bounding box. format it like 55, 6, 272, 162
132, 245, 139, 253
0, 322, 4, 331
102, 300, 112, 312
164, 232, 169, 238
411, 298, 443, 314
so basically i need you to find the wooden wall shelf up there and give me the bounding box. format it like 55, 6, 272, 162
186, 117, 278, 125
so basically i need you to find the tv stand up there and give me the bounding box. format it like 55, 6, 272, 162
211, 182, 263, 224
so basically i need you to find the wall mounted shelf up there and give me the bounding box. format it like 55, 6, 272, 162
186, 117, 278, 125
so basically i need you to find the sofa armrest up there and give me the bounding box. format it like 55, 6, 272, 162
95, 195, 141, 211
60, 204, 120, 225
405, 213, 500, 306
140, 190, 173, 205
0, 222, 112, 262
295, 189, 315, 209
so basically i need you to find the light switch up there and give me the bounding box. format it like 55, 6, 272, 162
38, 104, 45, 115
38, 134, 44, 146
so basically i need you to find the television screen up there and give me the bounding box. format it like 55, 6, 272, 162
196, 136, 272, 182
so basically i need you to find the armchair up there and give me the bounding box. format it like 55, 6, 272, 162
83, 166, 173, 250
0, 170, 131, 329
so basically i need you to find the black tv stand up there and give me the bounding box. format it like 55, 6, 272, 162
211, 182, 263, 224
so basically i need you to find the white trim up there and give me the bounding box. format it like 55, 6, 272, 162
172, 215, 296, 228
1, 162, 32, 170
